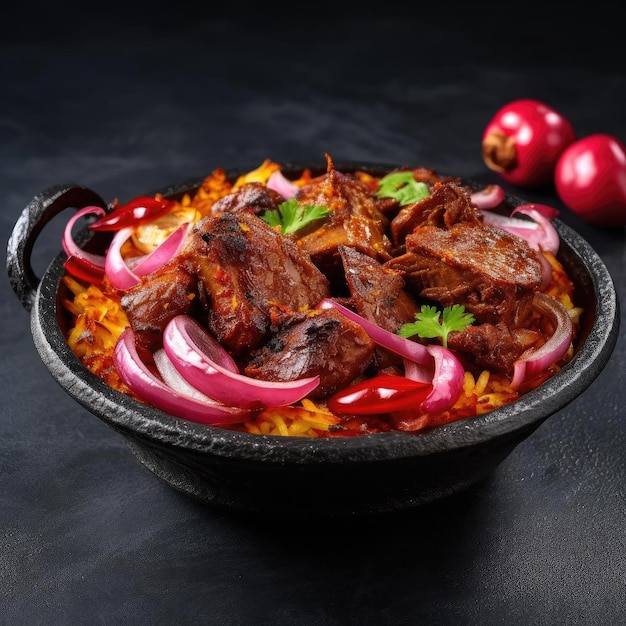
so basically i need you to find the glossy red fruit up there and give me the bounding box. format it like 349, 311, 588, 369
554, 133, 626, 228
482, 99, 576, 188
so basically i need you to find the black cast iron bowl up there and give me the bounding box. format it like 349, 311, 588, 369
6, 161, 621, 520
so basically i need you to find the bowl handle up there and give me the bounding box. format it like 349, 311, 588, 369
6, 184, 107, 312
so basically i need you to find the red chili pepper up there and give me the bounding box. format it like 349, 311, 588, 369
89, 195, 173, 231
326, 374, 433, 415
63, 255, 105, 285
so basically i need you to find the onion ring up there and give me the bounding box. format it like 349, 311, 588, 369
105, 222, 190, 290
114, 328, 250, 425
511, 292, 573, 390
163, 315, 320, 409
481, 203, 560, 255
62, 205, 107, 273
470, 184, 505, 209
267, 170, 299, 199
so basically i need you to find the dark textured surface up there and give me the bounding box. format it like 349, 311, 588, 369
2, 4, 625, 624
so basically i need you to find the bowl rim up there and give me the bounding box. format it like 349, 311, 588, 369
29, 160, 621, 465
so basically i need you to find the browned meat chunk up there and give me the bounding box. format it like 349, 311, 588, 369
374, 167, 462, 218
186, 211, 331, 358
209, 182, 284, 217
293, 166, 392, 282
339, 244, 420, 370
410, 166, 462, 186
390, 182, 483, 246
447, 317, 541, 374
385, 222, 544, 326
120, 260, 198, 352
339, 244, 419, 329
244, 308, 375, 398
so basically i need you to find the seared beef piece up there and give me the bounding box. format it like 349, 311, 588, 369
390, 182, 482, 246
339, 244, 419, 328
293, 167, 392, 282
339, 244, 420, 370
447, 317, 542, 375
375, 195, 400, 217
120, 259, 198, 352
411, 166, 461, 186
186, 211, 331, 358
368, 168, 463, 219
244, 308, 375, 399
385, 222, 544, 326
209, 182, 285, 217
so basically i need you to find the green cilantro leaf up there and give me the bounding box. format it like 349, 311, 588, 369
377, 172, 430, 206
261, 199, 330, 235
398, 304, 475, 348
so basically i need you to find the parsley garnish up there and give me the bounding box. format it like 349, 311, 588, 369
377, 172, 430, 205
261, 199, 330, 235
398, 304, 475, 348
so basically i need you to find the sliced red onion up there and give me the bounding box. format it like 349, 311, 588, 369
153, 348, 223, 405
266, 170, 299, 199
62, 205, 107, 270
163, 315, 320, 409
105, 227, 138, 289
511, 204, 560, 255
319, 298, 463, 413
481, 203, 560, 255
316, 298, 432, 366
132, 222, 190, 275
418, 345, 465, 412
114, 328, 250, 425
511, 292, 573, 390
105, 222, 190, 290
481, 210, 543, 238
401, 357, 432, 384
537, 251, 555, 291
470, 184, 505, 209
514, 202, 559, 220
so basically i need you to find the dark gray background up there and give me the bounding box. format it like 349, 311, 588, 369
2, 3, 624, 624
